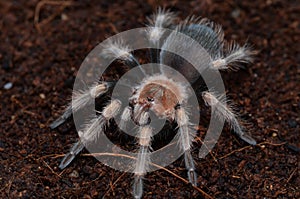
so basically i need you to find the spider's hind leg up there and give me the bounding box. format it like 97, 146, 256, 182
50, 82, 113, 129
211, 42, 255, 71
202, 91, 256, 145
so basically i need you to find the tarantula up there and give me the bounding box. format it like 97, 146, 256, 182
50, 8, 256, 199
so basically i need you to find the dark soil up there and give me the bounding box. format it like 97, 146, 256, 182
0, 0, 299, 198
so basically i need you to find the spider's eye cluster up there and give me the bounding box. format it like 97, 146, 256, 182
147, 97, 154, 102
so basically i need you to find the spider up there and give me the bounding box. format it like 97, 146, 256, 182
50, 8, 257, 199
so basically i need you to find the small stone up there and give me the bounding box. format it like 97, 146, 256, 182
231, 9, 240, 18
39, 93, 46, 99
69, 170, 79, 178
61, 13, 68, 21
4, 82, 13, 90
19, 149, 27, 155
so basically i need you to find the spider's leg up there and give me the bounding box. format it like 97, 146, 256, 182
146, 8, 177, 72
119, 106, 132, 130
146, 7, 177, 44
50, 105, 73, 129
101, 41, 147, 77
202, 91, 257, 145
50, 82, 113, 129
175, 106, 197, 186
211, 42, 255, 71
58, 138, 84, 170
59, 99, 122, 169
133, 111, 152, 199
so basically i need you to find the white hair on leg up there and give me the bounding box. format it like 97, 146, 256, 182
212, 42, 255, 70
146, 7, 177, 43
50, 82, 111, 129
175, 15, 225, 60
101, 40, 147, 76
175, 107, 197, 186
146, 7, 177, 71
72, 82, 111, 113
89, 99, 122, 141
101, 40, 132, 61
58, 100, 122, 169
119, 106, 132, 130
175, 107, 194, 151
202, 91, 256, 145
133, 112, 152, 199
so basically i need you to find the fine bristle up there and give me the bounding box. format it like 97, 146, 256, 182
202, 91, 256, 145
175, 15, 225, 59
101, 40, 147, 76
81, 116, 106, 143
50, 82, 110, 129
175, 108, 195, 151
147, 7, 177, 28
176, 15, 224, 42
146, 7, 177, 43
101, 40, 132, 61
212, 42, 256, 70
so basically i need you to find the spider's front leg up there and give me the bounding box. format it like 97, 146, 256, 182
175, 105, 198, 186
59, 99, 122, 169
50, 81, 113, 129
202, 91, 257, 145
119, 106, 132, 130
132, 111, 152, 199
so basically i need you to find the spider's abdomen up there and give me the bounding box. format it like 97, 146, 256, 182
180, 24, 222, 57
160, 23, 223, 83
